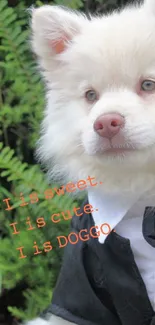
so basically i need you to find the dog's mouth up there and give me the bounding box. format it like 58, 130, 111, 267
104, 147, 136, 155
102, 137, 137, 155
103, 147, 136, 155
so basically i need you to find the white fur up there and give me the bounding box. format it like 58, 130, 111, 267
30, 0, 155, 196
24, 317, 48, 325
144, 0, 155, 13
24, 316, 75, 325
26, 0, 155, 324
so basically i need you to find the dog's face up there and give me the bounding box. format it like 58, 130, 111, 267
31, 0, 155, 192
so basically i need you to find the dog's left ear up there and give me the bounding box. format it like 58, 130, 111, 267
30, 5, 88, 73
143, 0, 155, 13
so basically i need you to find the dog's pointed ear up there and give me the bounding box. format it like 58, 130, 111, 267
143, 0, 155, 13
31, 5, 87, 64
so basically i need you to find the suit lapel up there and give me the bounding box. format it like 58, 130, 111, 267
142, 207, 155, 247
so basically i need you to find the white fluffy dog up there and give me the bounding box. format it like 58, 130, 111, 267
26, 0, 155, 324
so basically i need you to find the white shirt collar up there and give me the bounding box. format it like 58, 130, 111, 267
88, 187, 143, 244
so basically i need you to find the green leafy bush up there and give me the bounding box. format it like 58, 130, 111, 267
0, 0, 80, 321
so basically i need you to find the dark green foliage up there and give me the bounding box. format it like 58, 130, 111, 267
0, 0, 138, 323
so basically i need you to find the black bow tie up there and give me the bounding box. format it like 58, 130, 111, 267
142, 207, 155, 248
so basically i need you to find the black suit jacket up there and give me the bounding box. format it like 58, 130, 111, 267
44, 200, 155, 325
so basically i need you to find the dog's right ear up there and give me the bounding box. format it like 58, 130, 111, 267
30, 5, 87, 70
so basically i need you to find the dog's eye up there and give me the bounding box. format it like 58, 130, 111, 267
85, 89, 98, 102
141, 80, 155, 92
